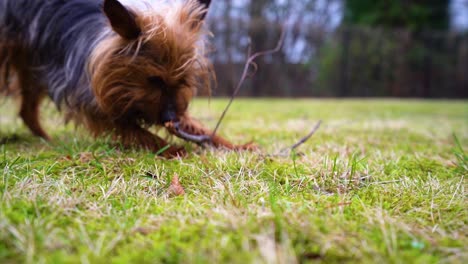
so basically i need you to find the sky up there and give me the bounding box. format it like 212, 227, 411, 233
451, 0, 468, 31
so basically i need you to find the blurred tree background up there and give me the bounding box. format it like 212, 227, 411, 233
205, 0, 468, 98
344, 0, 449, 31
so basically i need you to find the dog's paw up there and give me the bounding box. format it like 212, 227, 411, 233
161, 145, 187, 158
234, 141, 259, 151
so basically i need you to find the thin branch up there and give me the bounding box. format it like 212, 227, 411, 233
279, 120, 322, 155
168, 27, 321, 156
211, 27, 287, 138
289, 120, 322, 151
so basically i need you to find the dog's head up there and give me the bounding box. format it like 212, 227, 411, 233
90, 0, 213, 126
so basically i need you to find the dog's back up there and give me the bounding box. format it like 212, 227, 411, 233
0, 0, 110, 139
0, 0, 106, 105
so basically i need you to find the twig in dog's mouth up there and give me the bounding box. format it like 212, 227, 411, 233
165, 121, 211, 145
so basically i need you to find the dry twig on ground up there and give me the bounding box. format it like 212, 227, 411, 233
169, 27, 322, 153
168, 28, 287, 147
278, 120, 322, 156
211, 28, 287, 138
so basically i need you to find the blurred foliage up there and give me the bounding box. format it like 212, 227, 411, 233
344, 0, 450, 31
207, 1, 467, 98
315, 27, 468, 97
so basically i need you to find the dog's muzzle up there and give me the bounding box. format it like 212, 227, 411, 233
161, 106, 178, 124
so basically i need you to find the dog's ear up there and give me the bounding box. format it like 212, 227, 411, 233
103, 0, 141, 39
197, 0, 211, 21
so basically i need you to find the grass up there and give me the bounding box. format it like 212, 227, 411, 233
0, 98, 466, 263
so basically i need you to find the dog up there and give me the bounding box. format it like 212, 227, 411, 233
0, 0, 254, 157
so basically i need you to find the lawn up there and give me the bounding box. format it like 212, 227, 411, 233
0, 99, 466, 263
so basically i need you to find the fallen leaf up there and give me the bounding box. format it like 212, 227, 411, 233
168, 174, 185, 196
79, 152, 93, 163
132, 227, 153, 236
58, 155, 72, 162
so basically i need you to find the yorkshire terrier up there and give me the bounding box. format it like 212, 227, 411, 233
0, 0, 255, 157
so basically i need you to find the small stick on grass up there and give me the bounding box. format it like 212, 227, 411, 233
211, 27, 287, 138
166, 26, 319, 154
289, 120, 322, 152
167, 32, 321, 155
278, 120, 322, 155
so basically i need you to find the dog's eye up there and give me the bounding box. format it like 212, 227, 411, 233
147, 76, 166, 89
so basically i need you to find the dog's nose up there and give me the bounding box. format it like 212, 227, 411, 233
161, 109, 177, 124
